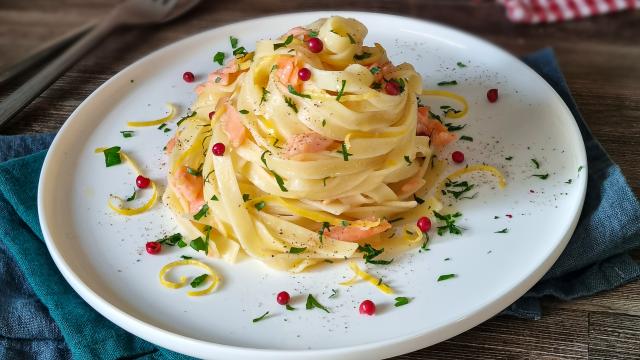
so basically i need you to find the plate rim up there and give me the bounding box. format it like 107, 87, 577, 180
37, 10, 588, 359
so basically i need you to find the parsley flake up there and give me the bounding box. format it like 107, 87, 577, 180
413, 194, 425, 204
239, 109, 249, 114
456, 61, 467, 68
337, 143, 352, 161
180, 255, 192, 260
101, 146, 122, 167
505, 156, 513, 161
459, 135, 473, 142
288, 85, 311, 99
370, 66, 380, 74
213, 52, 225, 65
284, 96, 298, 113
394, 297, 410, 307
358, 243, 393, 265
336, 80, 347, 101
437, 80, 458, 86
285, 304, 295, 311
289, 247, 306, 254
329, 289, 338, 298
232, 46, 247, 57
347, 33, 356, 44
495, 228, 509, 233
260, 87, 270, 105
193, 204, 209, 220
229, 36, 238, 49
318, 222, 330, 243
155, 233, 183, 246
252, 311, 270, 323
306, 294, 330, 313
533, 173, 549, 180
190, 274, 208, 288
189, 237, 208, 254
531, 158, 540, 169
120, 131, 134, 138
273, 35, 294, 50
433, 211, 463, 235
125, 189, 136, 202
353, 52, 372, 61
176, 111, 197, 126
254, 201, 266, 211
437, 274, 456, 282
404, 155, 412, 166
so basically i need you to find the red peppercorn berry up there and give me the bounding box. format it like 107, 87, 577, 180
487, 88, 498, 103
384, 81, 401, 95
359, 300, 376, 316
136, 175, 151, 189
307, 37, 323, 53
145, 241, 161, 255
208, 111, 215, 120
416, 216, 432, 233
276, 291, 290, 305
212, 142, 226, 156
182, 71, 195, 83
452, 151, 465, 163
298, 68, 311, 81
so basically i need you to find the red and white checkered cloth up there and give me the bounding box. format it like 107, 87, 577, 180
500, 0, 640, 23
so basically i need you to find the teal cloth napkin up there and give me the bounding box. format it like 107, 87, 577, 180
1, 49, 639, 359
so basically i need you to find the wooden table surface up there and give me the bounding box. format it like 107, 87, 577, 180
1, 1, 639, 358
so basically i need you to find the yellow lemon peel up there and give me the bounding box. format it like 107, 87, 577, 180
127, 104, 176, 127
159, 259, 220, 296
338, 262, 394, 294
421, 89, 468, 119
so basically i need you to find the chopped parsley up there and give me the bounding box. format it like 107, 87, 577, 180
288, 85, 311, 99
456, 61, 467, 68
444, 179, 476, 200
190, 274, 208, 288
318, 222, 330, 243
101, 146, 122, 167
210, 194, 219, 201
565, 179, 573, 184
213, 52, 225, 65
336, 80, 347, 101
433, 211, 463, 235
371, 81, 382, 90
232, 46, 247, 57
308, 30, 318, 38
260, 150, 271, 168
578, 166, 584, 172
305, 294, 330, 313
404, 155, 412, 166
340, 220, 349, 227
437, 274, 456, 282
120, 130, 134, 138
176, 111, 197, 126
322, 177, 329, 186
252, 311, 269, 323
390, 78, 405, 93
531, 158, 540, 169
155, 233, 183, 246
329, 289, 338, 298
285, 304, 295, 311
370, 66, 380, 74
445, 123, 466, 132
337, 143, 352, 161
189, 237, 208, 254
428, 110, 442, 122
353, 52, 372, 61
177, 239, 187, 248
505, 156, 513, 161
533, 173, 549, 180
186, 165, 203, 177
322, 119, 326, 127
272, 171, 288, 192
254, 201, 266, 211
459, 135, 473, 142
193, 204, 209, 220
239, 109, 249, 114
180, 255, 192, 260
125, 189, 136, 202
413, 194, 425, 204
437, 80, 458, 86
394, 297, 410, 307
229, 36, 238, 49
495, 228, 509, 233
347, 33, 356, 44
260, 87, 270, 105
163, 128, 171, 133
358, 243, 393, 265
420, 233, 430, 251
284, 96, 298, 113
289, 247, 306, 254
242, 193, 251, 202
273, 34, 294, 50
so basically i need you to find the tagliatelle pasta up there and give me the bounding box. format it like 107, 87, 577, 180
162, 16, 500, 272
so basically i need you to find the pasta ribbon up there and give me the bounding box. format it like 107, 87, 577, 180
339, 262, 395, 294
159, 259, 220, 296
127, 104, 176, 127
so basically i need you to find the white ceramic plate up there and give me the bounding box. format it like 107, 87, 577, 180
38, 11, 587, 360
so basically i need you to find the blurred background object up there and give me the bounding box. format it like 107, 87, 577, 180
499, 0, 640, 23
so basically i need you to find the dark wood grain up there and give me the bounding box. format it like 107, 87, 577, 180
1, 1, 639, 359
